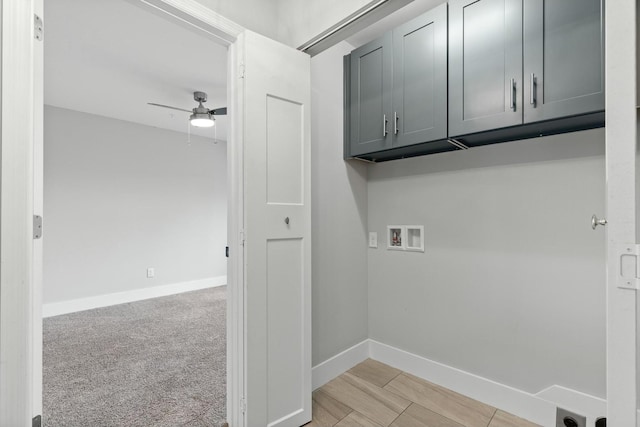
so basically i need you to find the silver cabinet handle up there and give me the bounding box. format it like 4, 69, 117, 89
510, 78, 516, 111
591, 214, 607, 229
530, 73, 536, 106
394, 112, 399, 135
383, 114, 388, 137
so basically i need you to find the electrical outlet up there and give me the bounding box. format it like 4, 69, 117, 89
556, 408, 585, 427
147, 267, 155, 278
369, 232, 378, 248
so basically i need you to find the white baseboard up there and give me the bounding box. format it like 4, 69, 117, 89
312, 339, 370, 390
43, 276, 226, 317
313, 339, 612, 426
368, 340, 556, 426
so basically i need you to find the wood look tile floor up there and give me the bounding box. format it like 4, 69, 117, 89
306, 359, 540, 427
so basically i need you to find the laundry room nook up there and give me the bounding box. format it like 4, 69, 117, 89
0, 0, 637, 426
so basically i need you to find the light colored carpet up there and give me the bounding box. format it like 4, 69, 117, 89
43, 286, 226, 426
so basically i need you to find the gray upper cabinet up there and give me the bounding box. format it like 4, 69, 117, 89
392, 4, 448, 148
346, 0, 605, 161
347, 4, 448, 158
349, 33, 393, 156
449, 0, 523, 137
523, 0, 604, 123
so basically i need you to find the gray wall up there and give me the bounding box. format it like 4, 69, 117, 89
44, 106, 227, 303
311, 41, 369, 365
312, 35, 606, 401
367, 130, 606, 397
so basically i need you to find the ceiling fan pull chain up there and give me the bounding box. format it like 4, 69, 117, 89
187, 117, 191, 146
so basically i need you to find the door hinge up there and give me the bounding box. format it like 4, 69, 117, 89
34, 14, 43, 41
240, 397, 247, 414
617, 244, 640, 290
239, 63, 245, 79
33, 215, 43, 239
32, 415, 42, 427
240, 230, 245, 246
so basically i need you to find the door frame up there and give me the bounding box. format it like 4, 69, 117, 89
1, 1, 37, 424
604, 0, 638, 424
0, 0, 248, 425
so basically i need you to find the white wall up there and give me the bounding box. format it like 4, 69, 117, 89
192, 0, 374, 47
194, 0, 280, 42
276, 0, 372, 47
367, 130, 606, 398
193, 0, 416, 49
311, 41, 369, 365
44, 106, 227, 304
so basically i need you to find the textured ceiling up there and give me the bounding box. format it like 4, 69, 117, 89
44, 0, 228, 140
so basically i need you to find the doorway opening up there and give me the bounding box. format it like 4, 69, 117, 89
41, 0, 229, 424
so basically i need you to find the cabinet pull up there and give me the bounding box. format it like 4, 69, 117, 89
530, 73, 537, 107
509, 78, 516, 111
394, 112, 399, 135
383, 114, 388, 137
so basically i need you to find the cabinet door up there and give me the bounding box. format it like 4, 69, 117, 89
349, 33, 393, 156
523, 0, 604, 123
449, 0, 523, 137
392, 3, 448, 147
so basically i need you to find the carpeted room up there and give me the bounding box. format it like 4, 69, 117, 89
43, 287, 226, 426
42, 0, 229, 424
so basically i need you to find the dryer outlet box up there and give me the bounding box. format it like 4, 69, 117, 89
556, 407, 585, 427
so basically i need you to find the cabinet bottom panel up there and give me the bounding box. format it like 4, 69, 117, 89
451, 111, 605, 149
349, 111, 605, 163
349, 139, 457, 162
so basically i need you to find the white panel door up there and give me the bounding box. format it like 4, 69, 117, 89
241, 31, 312, 427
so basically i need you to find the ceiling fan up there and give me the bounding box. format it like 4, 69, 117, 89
148, 91, 227, 128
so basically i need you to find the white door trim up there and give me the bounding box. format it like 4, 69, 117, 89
604, 0, 638, 424
0, 0, 36, 424
32, 0, 44, 419
1, 0, 248, 425
135, 0, 243, 44
227, 33, 247, 427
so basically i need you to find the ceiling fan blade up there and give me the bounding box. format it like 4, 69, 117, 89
147, 102, 192, 113
210, 107, 227, 116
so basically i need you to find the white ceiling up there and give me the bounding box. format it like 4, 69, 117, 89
43, 0, 448, 142
44, 0, 228, 140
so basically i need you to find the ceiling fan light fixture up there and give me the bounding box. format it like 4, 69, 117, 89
148, 91, 225, 129
190, 111, 215, 128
